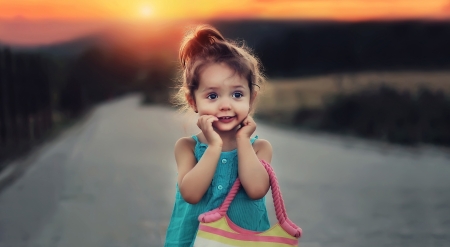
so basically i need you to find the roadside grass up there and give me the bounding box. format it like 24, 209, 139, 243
255, 70, 450, 146
256, 70, 450, 123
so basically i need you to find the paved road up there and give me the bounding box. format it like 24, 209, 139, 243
0, 94, 449, 247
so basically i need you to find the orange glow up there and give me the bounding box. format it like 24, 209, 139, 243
140, 5, 153, 18
1, 0, 450, 46
1, 0, 450, 21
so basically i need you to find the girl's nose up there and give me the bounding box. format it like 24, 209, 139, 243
219, 99, 231, 111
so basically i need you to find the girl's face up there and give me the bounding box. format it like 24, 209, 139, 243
191, 62, 254, 132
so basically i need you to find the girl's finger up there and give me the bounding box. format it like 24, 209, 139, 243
206, 117, 218, 130
207, 116, 218, 123
202, 115, 214, 122
198, 115, 211, 123
243, 117, 251, 125
202, 116, 214, 125
198, 115, 216, 130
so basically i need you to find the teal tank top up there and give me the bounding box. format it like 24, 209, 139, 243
164, 135, 270, 247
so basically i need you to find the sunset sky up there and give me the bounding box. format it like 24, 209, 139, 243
2, 0, 450, 21
1, 0, 450, 46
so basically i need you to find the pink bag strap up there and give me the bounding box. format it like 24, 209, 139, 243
200, 159, 302, 238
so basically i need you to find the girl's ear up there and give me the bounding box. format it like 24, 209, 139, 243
250, 91, 258, 107
186, 93, 197, 113
249, 91, 258, 113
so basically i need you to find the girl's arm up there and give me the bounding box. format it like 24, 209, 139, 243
175, 115, 223, 204
236, 116, 271, 200
237, 137, 272, 200
175, 137, 221, 204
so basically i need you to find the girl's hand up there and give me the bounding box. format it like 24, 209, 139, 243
197, 115, 222, 147
236, 116, 256, 140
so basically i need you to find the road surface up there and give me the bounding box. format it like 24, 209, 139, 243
0, 94, 449, 247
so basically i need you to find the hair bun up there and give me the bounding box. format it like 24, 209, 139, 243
194, 26, 225, 46
180, 25, 225, 68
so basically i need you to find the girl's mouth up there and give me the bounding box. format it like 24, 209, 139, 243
218, 116, 235, 123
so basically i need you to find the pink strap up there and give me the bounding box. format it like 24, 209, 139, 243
198, 159, 302, 238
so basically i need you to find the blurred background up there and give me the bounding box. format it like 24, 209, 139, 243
1, 1, 450, 247
1, 0, 450, 164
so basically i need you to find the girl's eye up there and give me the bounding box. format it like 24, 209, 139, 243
207, 93, 218, 100
232, 92, 243, 98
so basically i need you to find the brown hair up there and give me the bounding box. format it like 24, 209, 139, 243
173, 24, 265, 113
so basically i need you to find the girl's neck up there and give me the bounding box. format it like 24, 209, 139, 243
216, 129, 238, 152
198, 126, 239, 152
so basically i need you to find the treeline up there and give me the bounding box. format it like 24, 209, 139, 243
2, 19, 450, 162
292, 87, 450, 146
212, 20, 450, 77
58, 45, 176, 112
0, 48, 53, 165
1, 41, 178, 167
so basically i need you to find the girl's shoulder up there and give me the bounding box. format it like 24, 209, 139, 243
252, 138, 272, 151
252, 138, 273, 163
174, 136, 196, 153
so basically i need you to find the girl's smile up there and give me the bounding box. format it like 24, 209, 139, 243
217, 116, 236, 123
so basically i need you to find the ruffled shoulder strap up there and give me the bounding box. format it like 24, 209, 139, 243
250, 135, 259, 145
191, 135, 200, 143
191, 135, 208, 161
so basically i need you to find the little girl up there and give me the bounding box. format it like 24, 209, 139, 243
164, 24, 272, 247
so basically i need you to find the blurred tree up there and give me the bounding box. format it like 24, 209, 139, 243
216, 20, 450, 77
0, 48, 53, 165
313, 86, 450, 146
0, 48, 13, 145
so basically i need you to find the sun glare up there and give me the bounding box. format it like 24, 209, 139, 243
140, 5, 153, 18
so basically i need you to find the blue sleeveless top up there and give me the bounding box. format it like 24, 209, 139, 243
164, 135, 270, 247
